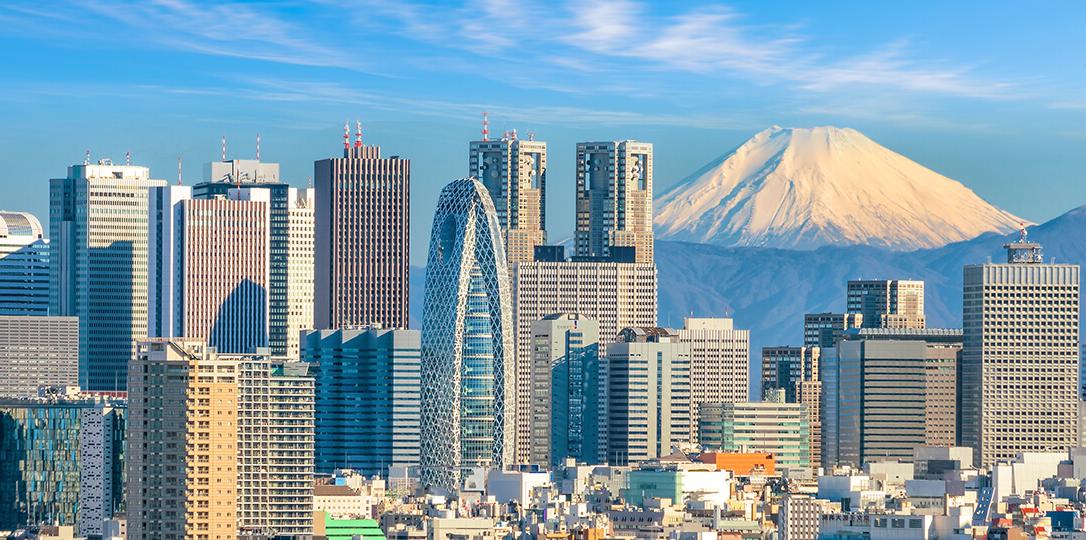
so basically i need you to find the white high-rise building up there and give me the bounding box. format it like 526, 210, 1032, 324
285, 188, 314, 360
51, 161, 166, 391
961, 230, 1080, 466
513, 255, 657, 462
606, 327, 691, 465
0, 211, 49, 316
148, 186, 271, 353
676, 317, 750, 438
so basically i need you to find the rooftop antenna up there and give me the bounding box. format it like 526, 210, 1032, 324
511, 128, 518, 140
177, 157, 183, 185
84, 150, 90, 165
307, 176, 313, 189
481, 111, 490, 141
221, 135, 227, 162
125, 151, 131, 166
343, 122, 350, 153
256, 133, 261, 161
528, 130, 535, 141
355, 120, 363, 148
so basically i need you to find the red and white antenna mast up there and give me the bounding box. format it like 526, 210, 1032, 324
355, 120, 363, 148
481, 111, 490, 141
343, 122, 350, 153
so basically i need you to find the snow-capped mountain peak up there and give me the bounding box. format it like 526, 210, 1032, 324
654, 126, 1025, 250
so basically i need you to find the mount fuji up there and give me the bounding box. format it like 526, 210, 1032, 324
654, 126, 1024, 251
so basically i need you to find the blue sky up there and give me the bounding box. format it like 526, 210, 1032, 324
1, 1, 1084, 263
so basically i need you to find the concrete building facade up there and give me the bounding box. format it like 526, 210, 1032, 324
606, 327, 691, 465
469, 135, 547, 265
676, 317, 750, 436
513, 254, 657, 462
575, 141, 654, 264
961, 233, 1080, 466
315, 136, 411, 331
0, 315, 79, 397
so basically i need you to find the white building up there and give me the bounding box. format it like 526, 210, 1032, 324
0, 211, 49, 316
285, 188, 314, 360
513, 256, 657, 462
486, 468, 552, 508
50, 161, 166, 391
606, 327, 691, 465
676, 317, 750, 436
0, 315, 79, 397
960, 231, 1080, 466
779, 494, 823, 540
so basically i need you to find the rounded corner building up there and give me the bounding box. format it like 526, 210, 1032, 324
421, 178, 515, 491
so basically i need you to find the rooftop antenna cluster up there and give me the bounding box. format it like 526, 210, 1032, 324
481, 111, 490, 141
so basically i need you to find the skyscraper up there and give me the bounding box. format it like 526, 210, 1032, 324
803, 312, 862, 348
303, 326, 421, 476
529, 313, 601, 466
315, 126, 410, 330
846, 279, 925, 329
0, 211, 49, 316
127, 339, 314, 538
469, 133, 547, 265
824, 328, 962, 467
50, 160, 166, 391
420, 178, 515, 491
148, 186, 272, 353
575, 141, 654, 264
193, 156, 315, 358
606, 327, 691, 465
961, 231, 1080, 466
512, 251, 657, 461
676, 317, 750, 435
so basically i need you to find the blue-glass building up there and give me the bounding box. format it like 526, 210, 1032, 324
0, 394, 125, 536
420, 178, 515, 492
303, 327, 421, 476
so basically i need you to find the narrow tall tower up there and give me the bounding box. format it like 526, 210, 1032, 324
420, 178, 515, 491
315, 125, 410, 330
50, 160, 166, 391
575, 140, 654, 264
961, 228, 1079, 466
468, 129, 547, 265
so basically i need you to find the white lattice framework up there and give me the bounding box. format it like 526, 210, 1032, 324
421, 178, 515, 491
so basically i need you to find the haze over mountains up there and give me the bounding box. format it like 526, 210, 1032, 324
654, 126, 1025, 251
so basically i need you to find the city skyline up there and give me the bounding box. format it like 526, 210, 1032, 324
2, 2, 1085, 264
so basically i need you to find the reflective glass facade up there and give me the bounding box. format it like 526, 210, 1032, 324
421, 178, 514, 492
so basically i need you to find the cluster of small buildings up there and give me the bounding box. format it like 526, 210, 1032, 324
0, 119, 1083, 540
